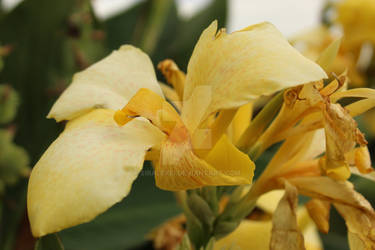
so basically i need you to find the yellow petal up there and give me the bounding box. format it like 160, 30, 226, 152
228, 102, 253, 144
214, 220, 273, 250
114, 89, 254, 190
305, 199, 331, 234
215, 218, 322, 250
334, 199, 375, 249
158, 59, 186, 100
336, 0, 375, 48
159, 82, 182, 111
256, 190, 285, 214
316, 38, 342, 72
270, 181, 305, 250
156, 134, 254, 190
331, 88, 375, 103
182, 21, 327, 132
288, 176, 372, 211
346, 146, 373, 174
27, 109, 165, 237
255, 83, 324, 151
48, 45, 163, 122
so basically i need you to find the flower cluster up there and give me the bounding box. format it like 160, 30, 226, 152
27, 9, 375, 249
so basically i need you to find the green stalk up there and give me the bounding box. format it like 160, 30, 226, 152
139, 0, 174, 54
237, 91, 285, 154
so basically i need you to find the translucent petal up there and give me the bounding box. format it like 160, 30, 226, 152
48, 45, 163, 122
182, 21, 327, 132
27, 109, 165, 237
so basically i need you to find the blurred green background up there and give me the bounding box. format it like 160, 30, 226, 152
0, 0, 373, 249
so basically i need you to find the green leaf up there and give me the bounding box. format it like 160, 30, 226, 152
0, 84, 19, 124
177, 234, 192, 250
35, 234, 64, 250
168, 0, 228, 70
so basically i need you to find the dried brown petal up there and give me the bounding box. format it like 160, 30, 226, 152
270, 181, 306, 250
148, 215, 186, 250
322, 102, 367, 180
334, 198, 375, 250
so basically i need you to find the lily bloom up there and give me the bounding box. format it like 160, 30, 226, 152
27, 21, 326, 237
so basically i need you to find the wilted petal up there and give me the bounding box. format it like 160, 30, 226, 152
306, 199, 331, 234
48, 45, 163, 122
270, 181, 305, 250
27, 109, 165, 237
288, 176, 372, 210
322, 102, 367, 180
182, 21, 327, 132
334, 198, 375, 249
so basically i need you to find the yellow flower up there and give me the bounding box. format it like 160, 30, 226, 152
290, 26, 365, 87
336, 0, 375, 49
27, 21, 326, 237
245, 76, 375, 249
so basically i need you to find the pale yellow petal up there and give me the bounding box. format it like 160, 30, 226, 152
336, 0, 375, 48
331, 88, 375, 103
27, 109, 165, 237
214, 218, 322, 250
159, 82, 182, 111
316, 38, 342, 72
158, 59, 186, 100
305, 199, 331, 234
256, 190, 285, 214
334, 200, 375, 249
270, 181, 305, 250
288, 176, 372, 210
182, 21, 327, 132
48, 45, 163, 122
113, 89, 254, 190
345, 98, 375, 117
228, 102, 253, 144
156, 135, 253, 190
214, 220, 272, 250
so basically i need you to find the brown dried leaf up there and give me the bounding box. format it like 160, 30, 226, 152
270, 181, 306, 250
148, 215, 186, 250
334, 199, 375, 250
322, 102, 367, 180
